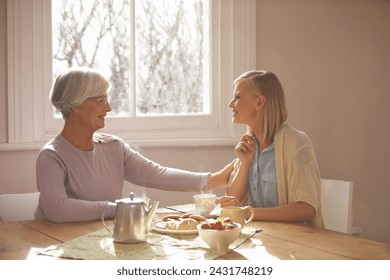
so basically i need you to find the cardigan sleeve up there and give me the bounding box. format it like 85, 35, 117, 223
275, 124, 323, 227
289, 144, 321, 210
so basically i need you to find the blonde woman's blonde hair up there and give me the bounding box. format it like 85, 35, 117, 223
234, 70, 287, 145
50, 67, 111, 118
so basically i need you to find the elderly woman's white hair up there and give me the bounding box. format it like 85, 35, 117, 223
50, 67, 111, 118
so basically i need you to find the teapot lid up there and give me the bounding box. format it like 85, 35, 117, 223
115, 192, 145, 204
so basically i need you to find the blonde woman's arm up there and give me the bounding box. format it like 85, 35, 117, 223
252, 202, 315, 223
224, 134, 256, 202
225, 160, 251, 202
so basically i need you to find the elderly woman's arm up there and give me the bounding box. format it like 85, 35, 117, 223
36, 151, 114, 223
122, 142, 232, 192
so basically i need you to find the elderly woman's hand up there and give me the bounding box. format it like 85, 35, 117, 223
207, 160, 235, 189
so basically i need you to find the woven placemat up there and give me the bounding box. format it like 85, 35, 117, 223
39, 226, 260, 260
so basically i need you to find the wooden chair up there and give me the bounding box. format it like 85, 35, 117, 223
0, 192, 39, 222
320, 179, 353, 234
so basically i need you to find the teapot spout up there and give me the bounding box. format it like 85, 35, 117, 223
146, 201, 159, 230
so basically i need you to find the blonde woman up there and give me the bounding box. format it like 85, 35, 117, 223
217, 70, 322, 227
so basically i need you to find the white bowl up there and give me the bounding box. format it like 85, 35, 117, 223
197, 222, 242, 251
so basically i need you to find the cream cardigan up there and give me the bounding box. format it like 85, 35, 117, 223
229, 124, 322, 227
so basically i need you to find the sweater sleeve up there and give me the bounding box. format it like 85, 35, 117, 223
35, 150, 115, 223
289, 143, 321, 211
121, 142, 209, 192
275, 124, 322, 227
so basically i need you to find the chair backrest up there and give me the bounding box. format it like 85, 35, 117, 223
0, 192, 40, 222
320, 179, 353, 234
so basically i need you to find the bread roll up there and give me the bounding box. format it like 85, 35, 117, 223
180, 213, 193, 219
162, 214, 182, 222
177, 218, 198, 230
165, 220, 179, 230
188, 214, 207, 222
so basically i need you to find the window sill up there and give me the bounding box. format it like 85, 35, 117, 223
0, 137, 238, 151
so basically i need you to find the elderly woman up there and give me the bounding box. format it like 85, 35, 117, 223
217, 70, 322, 227
35, 67, 231, 223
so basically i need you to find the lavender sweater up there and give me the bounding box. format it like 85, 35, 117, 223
35, 133, 209, 223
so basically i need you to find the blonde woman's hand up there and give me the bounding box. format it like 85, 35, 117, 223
235, 134, 256, 168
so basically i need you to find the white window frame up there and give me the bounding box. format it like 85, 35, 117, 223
3, 0, 256, 150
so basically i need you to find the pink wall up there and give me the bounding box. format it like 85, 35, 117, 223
256, 0, 390, 243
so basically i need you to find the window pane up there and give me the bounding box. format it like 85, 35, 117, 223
52, 0, 132, 116
135, 0, 210, 115
52, 0, 209, 117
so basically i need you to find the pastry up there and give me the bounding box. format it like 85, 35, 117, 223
177, 218, 198, 230
161, 214, 182, 222
188, 214, 207, 222
165, 220, 179, 230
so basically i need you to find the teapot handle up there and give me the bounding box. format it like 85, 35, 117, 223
101, 202, 116, 236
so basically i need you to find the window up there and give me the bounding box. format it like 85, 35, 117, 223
52, 0, 209, 116
3, 0, 256, 148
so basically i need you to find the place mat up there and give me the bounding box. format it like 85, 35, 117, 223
38, 226, 261, 260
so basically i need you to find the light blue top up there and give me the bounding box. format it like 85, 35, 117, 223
248, 141, 278, 208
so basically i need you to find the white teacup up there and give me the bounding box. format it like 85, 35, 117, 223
193, 193, 216, 215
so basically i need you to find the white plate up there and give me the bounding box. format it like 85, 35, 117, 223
164, 204, 219, 218
151, 221, 198, 235
184, 209, 219, 218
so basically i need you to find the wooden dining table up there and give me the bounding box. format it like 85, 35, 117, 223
1, 206, 389, 260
